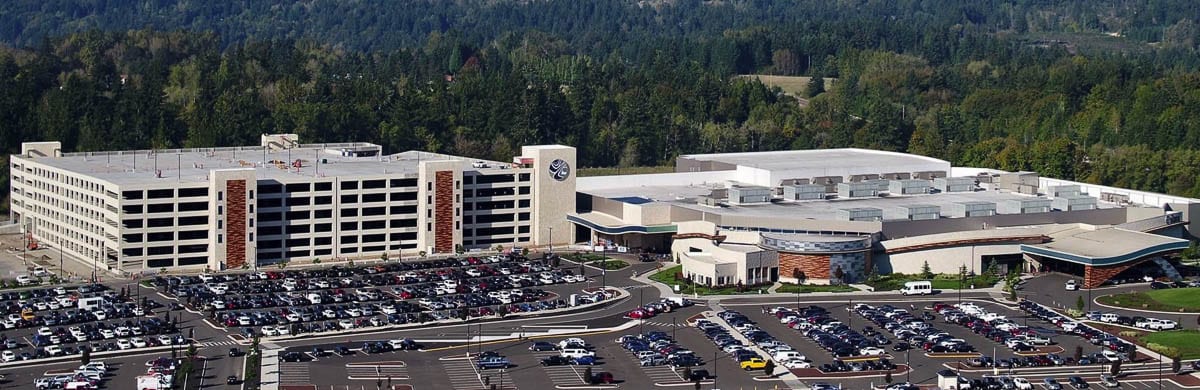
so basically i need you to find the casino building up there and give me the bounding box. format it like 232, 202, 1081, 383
572, 149, 1198, 288
10, 139, 1198, 287
9, 135, 574, 274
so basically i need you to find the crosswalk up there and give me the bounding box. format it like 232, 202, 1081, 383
532, 351, 587, 386
201, 340, 241, 347
278, 361, 311, 384
637, 321, 687, 327
346, 363, 409, 380
441, 357, 517, 390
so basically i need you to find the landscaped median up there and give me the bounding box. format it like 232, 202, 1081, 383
1141, 330, 1200, 359
864, 272, 999, 291
562, 252, 630, 270
1097, 287, 1200, 312
775, 283, 858, 293
648, 265, 771, 295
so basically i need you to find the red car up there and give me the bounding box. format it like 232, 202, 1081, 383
590, 372, 615, 384
626, 309, 651, 319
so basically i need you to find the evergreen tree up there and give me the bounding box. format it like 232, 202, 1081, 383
806, 74, 825, 97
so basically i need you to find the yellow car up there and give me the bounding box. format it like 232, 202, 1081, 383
740, 357, 767, 370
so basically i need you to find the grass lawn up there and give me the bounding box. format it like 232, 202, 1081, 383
867, 273, 999, 291
776, 283, 858, 293
588, 260, 629, 270
648, 265, 769, 295
1141, 330, 1200, 359
738, 74, 836, 96
562, 252, 613, 263
1097, 288, 1200, 312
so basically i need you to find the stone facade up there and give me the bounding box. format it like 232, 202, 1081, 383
226, 180, 247, 269
1083, 258, 1151, 289
433, 171, 454, 253
779, 253, 831, 279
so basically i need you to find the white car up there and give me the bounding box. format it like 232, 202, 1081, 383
92, 310, 107, 320
116, 338, 131, 350
1060, 322, 1080, 332
1102, 350, 1121, 362
131, 337, 148, 348
782, 359, 811, 369
277, 325, 291, 335
80, 362, 109, 372
1065, 280, 1078, 291
115, 326, 131, 337
1, 350, 14, 362
37, 327, 53, 336
261, 326, 279, 336
45, 345, 64, 356
1013, 377, 1033, 390
859, 347, 885, 356
15, 275, 33, 285
338, 319, 356, 330
100, 329, 115, 339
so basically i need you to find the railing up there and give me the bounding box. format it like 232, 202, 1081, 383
1116, 211, 1184, 232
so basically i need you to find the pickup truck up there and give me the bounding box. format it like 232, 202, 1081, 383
740, 357, 768, 370
477, 357, 511, 370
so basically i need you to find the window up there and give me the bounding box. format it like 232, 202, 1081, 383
341, 194, 358, 203
122, 248, 143, 257
314, 223, 332, 233
286, 210, 310, 220
257, 226, 282, 236
390, 192, 417, 201
179, 187, 206, 197
389, 219, 417, 228
340, 247, 358, 254
148, 189, 173, 199
148, 203, 173, 213
427, 182, 432, 191
146, 259, 173, 268
363, 180, 386, 189
258, 198, 282, 208
519, 199, 530, 208
147, 246, 173, 256
362, 220, 386, 230
340, 222, 358, 231
249, 218, 254, 228
286, 250, 311, 258
287, 225, 310, 234
315, 182, 332, 191
147, 218, 172, 228
285, 183, 310, 193
362, 234, 385, 243
314, 237, 332, 245
259, 184, 282, 194
341, 208, 358, 217
258, 240, 282, 249
178, 202, 207, 212
122, 234, 143, 243
341, 181, 358, 190
314, 196, 332, 205
178, 257, 207, 266
518, 226, 530, 234
314, 209, 332, 219
362, 193, 385, 203
287, 238, 310, 247
390, 178, 417, 187
287, 197, 310, 206
363, 207, 385, 216
218, 205, 223, 215
519, 186, 530, 195
341, 235, 358, 244
519, 173, 531, 182
463, 176, 474, 184
179, 244, 207, 254
122, 205, 143, 214
217, 191, 223, 201
217, 234, 223, 244
314, 249, 332, 256
179, 216, 207, 226
258, 212, 281, 222
179, 230, 207, 240
122, 190, 143, 200
148, 232, 173, 242
389, 205, 417, 214
249, 190, 254, 198
390, 232, 417, 241
217, 220, 223, 229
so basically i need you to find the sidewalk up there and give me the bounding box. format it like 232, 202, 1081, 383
629, 267, 1007, 301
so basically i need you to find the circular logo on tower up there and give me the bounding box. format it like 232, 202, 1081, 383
549, 159, 570, 181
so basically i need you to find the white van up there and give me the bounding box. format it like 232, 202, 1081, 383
77, 296, 105, 311
773, 351, 805, 362
1100, 313, 1119, 323
900, 281, 932, 296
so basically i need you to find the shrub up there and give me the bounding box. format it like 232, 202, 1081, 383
1119, 331, 1141, 338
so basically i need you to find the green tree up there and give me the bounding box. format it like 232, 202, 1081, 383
80, 348, 91, 365
763, 359, 775, 377
920, 261, 934, 279
806, 74, 825, 98
1076, 295, 1085, 312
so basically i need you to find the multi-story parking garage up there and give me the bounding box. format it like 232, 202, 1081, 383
9, 135, 574, 274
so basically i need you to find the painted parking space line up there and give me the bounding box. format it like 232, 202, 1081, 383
278, 361, 312, 384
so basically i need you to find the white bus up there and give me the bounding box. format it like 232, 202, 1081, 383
900, 281, 932, 296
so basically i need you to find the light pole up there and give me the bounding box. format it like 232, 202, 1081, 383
601, 245, 607, 294
906, 347, 911, 383
672, 316, 677, 341
548, 227, 553, 254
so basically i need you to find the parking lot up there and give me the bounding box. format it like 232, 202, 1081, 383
274, 301, 774, 390
725, 295, 1185, 389
151, 255, 594, 339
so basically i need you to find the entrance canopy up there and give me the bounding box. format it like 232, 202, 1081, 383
1020, 226, 1188, 266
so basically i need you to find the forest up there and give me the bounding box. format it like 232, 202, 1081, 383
2, 0, 1200, 209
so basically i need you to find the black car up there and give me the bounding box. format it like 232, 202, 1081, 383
892, 342, 911, 351
529, 341, 557, 351
541, 356, 571, 366
1068, 376, 1090, 389
334, 346, 352, 355
687, 369, 712, 381
281, 352, 303, 362
229, 347, 243, 357
1150, 281, 1170, 289
226, 375, 240, 385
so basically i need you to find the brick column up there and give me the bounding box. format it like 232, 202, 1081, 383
433, 171, 454, 253
226, 180, 247, 269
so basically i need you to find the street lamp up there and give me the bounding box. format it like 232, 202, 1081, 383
906, 346, 912, 383
672, 316, 677, 341
547, 227, 553, 254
